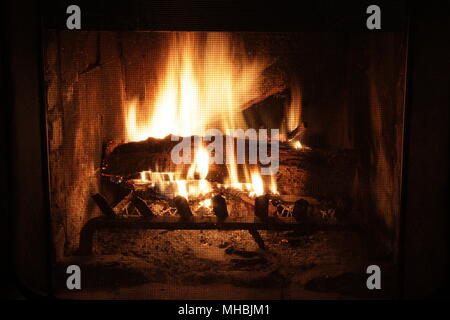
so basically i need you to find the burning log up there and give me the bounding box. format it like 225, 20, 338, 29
102, 135, 233, 182
103, 134, 293, 179
102, 134, 356, 200
242, 88, 292, 132
275, 148, 357, 197
102, 136, 180, 177
239, 85, 287, 112
286, 121, 307, 141
173, 196, 193, 219
212, 194, 228, 221
91, 193, 116, 218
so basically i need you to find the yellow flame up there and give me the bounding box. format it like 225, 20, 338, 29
183, 145, 212, 198
286, 82, 302, 133
188, 146, 209, 180
270, 174, 278, 194
125, 32, 279, 199
176, 180, 188, 199
199, 199, 211, 208
251, 172, 264, 196
125, 32, 267, 142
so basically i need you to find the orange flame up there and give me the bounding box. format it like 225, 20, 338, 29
251, 172, 264, 197
125, 32, 268, 142
126, 32, 283, 199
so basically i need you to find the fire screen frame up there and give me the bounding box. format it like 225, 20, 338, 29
3, 0, 448, 300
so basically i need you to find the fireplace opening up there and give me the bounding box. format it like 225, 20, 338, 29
44, 30, 407, 299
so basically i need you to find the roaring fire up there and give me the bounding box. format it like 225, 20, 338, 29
126, 32, 285, 200
125, 32, 268, 141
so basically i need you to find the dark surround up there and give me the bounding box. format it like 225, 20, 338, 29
400, 6, 449, 298
1, 0, 448, 299
42, 0, 408, 32
2, 0, 51, 298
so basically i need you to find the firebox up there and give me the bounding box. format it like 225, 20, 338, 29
41, 28, 408, 299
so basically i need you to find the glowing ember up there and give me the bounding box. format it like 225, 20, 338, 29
293, 140, 302, 149
199, 199, 212, 208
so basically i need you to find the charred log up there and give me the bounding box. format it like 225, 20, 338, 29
239, 61, 288, 112
102, 134, 280, 182
103, 134, 297, 176
243, 88, 291, 130
103, 135, 356, 199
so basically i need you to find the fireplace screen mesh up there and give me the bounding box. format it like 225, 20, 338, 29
44, 30, 407, 299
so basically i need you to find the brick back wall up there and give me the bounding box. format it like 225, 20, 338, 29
45, 30, 126, 256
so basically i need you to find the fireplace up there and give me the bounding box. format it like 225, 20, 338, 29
3, 0, 449, 303
39, 29, 409, 298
